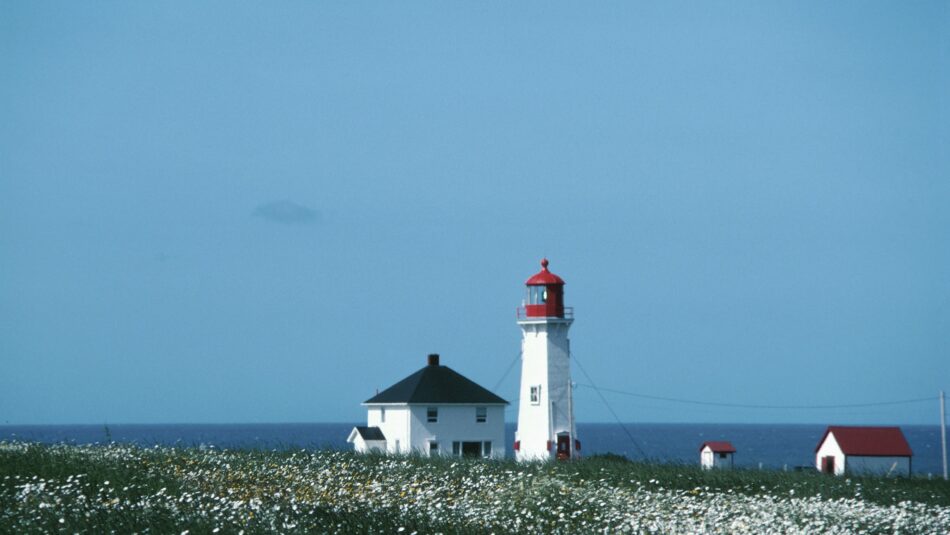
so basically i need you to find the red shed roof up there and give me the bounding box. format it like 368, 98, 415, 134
700, 441, 736, 453
525, 258, 565, 285
815, 426, 913, 457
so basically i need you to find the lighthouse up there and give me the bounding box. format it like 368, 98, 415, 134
514, 258, 579, 461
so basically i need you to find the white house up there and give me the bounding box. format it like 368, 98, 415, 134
814, 426, 913, 476
348, 354, 507, 458
700, 441, 736, 469
515, 259, 580, 462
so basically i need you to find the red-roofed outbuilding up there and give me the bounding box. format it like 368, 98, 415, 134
700, 441, 736, 469
815, 426, 913, 476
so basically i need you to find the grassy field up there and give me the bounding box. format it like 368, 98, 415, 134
2, 441, 949, 534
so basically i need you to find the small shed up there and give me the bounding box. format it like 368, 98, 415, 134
347, 426, 387, 453
814, 426, 912, 477
700, 441, 736, 469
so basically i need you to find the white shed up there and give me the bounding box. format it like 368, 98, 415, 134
700, 441, 736, 469
347, 426, 387, 453
350, 354, 508, 458
814, 426, 912, 477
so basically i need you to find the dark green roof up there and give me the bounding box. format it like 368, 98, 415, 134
365, 364, 508, 405
354, 426, 386, 441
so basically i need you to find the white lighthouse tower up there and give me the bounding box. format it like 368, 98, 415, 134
514, 258, 580, 461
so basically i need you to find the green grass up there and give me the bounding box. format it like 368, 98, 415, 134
574, 453, 950, 506
0, 443, 483, 534
2, 442, 948, 534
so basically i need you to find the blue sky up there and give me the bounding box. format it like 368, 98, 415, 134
1, 1, 948, 425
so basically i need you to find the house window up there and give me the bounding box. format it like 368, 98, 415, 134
452, 441, 487, 457
380, 408, 385, 423
429, 441, 438, 456
427, 407, 438, 423
530, 386, 541, 405
718, 452, 728, 459
476, 407, 487, 423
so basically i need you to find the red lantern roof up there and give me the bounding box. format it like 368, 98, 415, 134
525, 258, 565, 286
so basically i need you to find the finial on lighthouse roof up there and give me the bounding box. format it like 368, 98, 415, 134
541, 258, 549, 270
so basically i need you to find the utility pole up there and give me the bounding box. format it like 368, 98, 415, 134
567, 378, 574, 460
941, 390, 947, 481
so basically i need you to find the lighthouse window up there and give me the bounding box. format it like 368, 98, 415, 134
530, 385, 541, 405
528, 286, 548, 304
427, 407, 438, 423
476, 407, 487, 423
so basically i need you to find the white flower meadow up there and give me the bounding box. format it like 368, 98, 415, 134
1, 441, 948, 534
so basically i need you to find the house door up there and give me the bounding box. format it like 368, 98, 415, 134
556, 434, 571, 461
821, 456, 835, 474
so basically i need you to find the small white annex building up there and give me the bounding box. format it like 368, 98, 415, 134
815, 426, 913, 477
348, 354, 507, 458
700, 441, 736, 469
347, 426, 386, 453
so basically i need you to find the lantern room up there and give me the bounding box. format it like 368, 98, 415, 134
519, 258, 569, 318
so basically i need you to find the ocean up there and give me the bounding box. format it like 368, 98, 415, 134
1, 423, 944, 476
